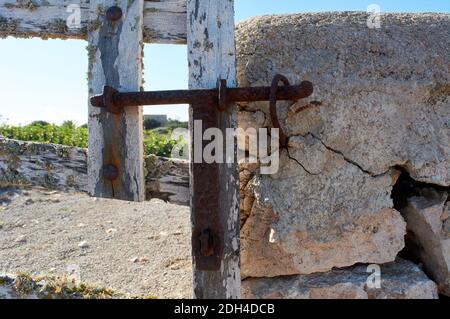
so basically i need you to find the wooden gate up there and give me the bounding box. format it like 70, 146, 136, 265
0, 0, 241, 298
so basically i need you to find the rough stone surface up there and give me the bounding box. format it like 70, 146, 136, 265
0, 137, 189, 205
237, 12, 450, 185
243, 259, 438, 299
397, 180, 450, 295
0, 137, 87, 191
237, 12, 450, 278
241, 146, 406, 277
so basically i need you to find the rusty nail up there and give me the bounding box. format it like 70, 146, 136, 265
199, 229, 214, 257
106, 6, 123, 22
102, 164, 119, 181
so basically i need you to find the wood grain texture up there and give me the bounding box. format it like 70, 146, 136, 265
0, 138, 189, 204
187, 0, 241, 299
144, 0, 186, 44
0, 0, 90, 40
87, 0, 145, 201
0, 0, 187, 44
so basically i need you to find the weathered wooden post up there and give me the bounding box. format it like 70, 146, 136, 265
87, 0, 145, 201
187, 0, 241, 299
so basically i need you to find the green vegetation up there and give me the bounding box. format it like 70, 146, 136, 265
144, 131, 181, 157
0, 121, 87, 147
0, 119, 186, 157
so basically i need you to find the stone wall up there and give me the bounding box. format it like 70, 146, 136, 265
0, 137, 189, 206
236, 12, 449, 298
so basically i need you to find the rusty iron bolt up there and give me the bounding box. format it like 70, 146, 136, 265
102, 164, 119, 181
106, 6, 123, 22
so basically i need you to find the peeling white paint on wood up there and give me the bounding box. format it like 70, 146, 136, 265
0, 0, 90, 40
187, 0, 241, 299
0, 0, 187, 44
87, 0, 145, 201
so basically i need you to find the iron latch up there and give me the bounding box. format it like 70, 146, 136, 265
90, 75, 313, 149
90, 75, 314, 271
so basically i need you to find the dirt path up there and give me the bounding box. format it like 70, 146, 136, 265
0, 187, 192, 298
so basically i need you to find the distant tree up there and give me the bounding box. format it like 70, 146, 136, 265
30, 120, 50, 126
144, 118, 162, 130
61, 120, 76, 129
80, 124, 88, 129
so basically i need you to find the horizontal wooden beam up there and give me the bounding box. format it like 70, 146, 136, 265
144, 0, 186, 44
0, 0, 187, 44
0, 137, 189, 205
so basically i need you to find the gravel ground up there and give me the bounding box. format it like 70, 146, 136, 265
0, 187, 192, 298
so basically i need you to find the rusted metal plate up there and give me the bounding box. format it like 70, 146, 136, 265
190, 100, 224, 271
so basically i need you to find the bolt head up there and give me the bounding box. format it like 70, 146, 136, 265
106, 6, 123, 22
103, 164, 119, 181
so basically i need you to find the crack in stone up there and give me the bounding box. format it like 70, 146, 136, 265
286, 132, 391, 178
286, 148, 318, 176
308, 132, 388, 177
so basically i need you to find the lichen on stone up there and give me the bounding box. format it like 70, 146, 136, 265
56, 147, 70, 159
6, 153, 20, 171
0, 170, 29, 187
44, 160, 54, 171
66, 175, 75, 187
43, 173, 58, 189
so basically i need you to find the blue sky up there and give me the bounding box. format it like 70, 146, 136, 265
0, 0, 449, 125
